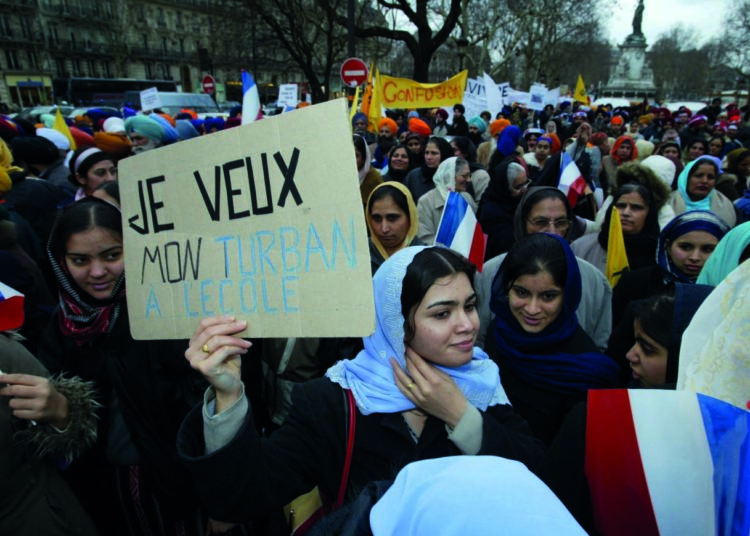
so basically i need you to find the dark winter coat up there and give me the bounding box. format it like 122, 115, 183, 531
177, 376, 545, 524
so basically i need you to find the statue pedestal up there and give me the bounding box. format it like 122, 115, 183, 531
601, 34, 656, 100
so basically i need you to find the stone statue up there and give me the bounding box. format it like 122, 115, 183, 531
632, 0, 644, 36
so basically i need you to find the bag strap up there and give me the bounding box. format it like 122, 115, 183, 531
333, 389, 356, 510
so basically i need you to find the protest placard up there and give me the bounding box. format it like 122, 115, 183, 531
277, 84, 299, 108
140, 87, 162, 112
119, 99, 375, 340
528, 84, 547, 111
378, 71, 468, 108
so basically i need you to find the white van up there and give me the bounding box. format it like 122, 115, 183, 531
123, 91, 224, 117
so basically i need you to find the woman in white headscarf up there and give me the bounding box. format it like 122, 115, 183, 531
178, 246, 544, 529
416, 157, 476, 244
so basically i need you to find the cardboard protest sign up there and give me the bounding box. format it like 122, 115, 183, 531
120, 99, 375, 340
277, 84, 298, 108
462, 78, 487, 120
140, 87, 161, 112
528, 84, 547, 111
378, 71, 468, 109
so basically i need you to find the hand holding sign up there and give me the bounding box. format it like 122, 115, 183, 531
185, 316, 251, 414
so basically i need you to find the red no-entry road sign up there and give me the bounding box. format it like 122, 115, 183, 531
202, 74, 216, 95
340, 58, 369, 88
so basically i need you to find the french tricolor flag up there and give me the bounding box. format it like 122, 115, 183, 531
559, 152, 589, 208
435, 192, 487, 271
586, 389, 749, 536
241, 70, 261, 125
0, 282, 24, 332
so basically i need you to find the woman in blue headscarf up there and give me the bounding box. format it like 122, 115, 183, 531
610, 210, 730, 328
485, 233, 620, 443
668, 155, 737, 227
177, 246, 544, 529
696, 221, 750, 286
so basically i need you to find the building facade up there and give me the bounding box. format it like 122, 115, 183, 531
0, 0, 292, 110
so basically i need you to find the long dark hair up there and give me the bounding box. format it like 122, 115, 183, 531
49, 197, 122, 260
501, 233, 567, 291
401, 247, 476, 343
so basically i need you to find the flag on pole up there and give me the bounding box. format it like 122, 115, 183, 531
349, 83, 361, 123
434, 192, 487, 271
586, 389, 750, 536
53, 107, 76, 150
359, 64, 374, 118
366, 69, 383, 134
605, 208, 629, 287
241, 70, 261, 125
574, 74, 588, 105
558, 152, 589, 208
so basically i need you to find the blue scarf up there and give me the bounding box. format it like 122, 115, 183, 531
657, 210, 731, 284
489, 234, 620, 395
677, 156, 722, 211
326, 246, 509, 415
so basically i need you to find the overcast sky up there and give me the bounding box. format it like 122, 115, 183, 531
606, 0, 730, 46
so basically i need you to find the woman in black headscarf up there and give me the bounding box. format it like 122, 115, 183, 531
402, 136, 454, 204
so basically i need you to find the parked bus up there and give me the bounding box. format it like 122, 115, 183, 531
52, 77, 178, 107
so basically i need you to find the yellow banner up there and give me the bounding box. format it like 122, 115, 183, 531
378, 71, 468, 109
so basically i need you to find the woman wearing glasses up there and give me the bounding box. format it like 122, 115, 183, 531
477, 158, 532, 259
417, 157, 476, 244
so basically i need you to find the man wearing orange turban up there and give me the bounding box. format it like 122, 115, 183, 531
408, 118, 431, 137
94, 132, 133, 160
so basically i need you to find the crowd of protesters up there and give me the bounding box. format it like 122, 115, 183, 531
0, 94, 748, 536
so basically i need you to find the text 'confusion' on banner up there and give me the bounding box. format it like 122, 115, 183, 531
378, 70, 468, 109
119, 99, 375, 340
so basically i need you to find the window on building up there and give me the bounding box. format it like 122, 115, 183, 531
5, 50, 20, 70
28, 50, 38, 69
70, 31, 77, 49
0, 15, 13, 38
50, 25, 59, 45
160, 63, 169, 79
143, 34, 148, 50
179, 38, 184, 54
161, 36, 167, 55
176, 12, 183, 28
74, 58, 83, 76
157, 8, 166, 26
20, 17, 31, 38
137, 5, 145, 21
55, 57, 66, 76
87, 59, 96, 75
145, 62, 154, 79
103, 61, 112, 77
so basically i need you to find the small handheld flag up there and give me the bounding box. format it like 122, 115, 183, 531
435, 192, 486, 271
605, 208, 629, 287
558, 152, 589, 208
574, 74, 588, 105
241, 70, 261, 125
53, 108, 77, 150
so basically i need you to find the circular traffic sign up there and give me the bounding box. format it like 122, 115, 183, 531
202, 74, 216, 95
340, 58, 368, 88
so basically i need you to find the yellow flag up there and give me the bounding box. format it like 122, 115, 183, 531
53, 108, 77, 151
574, 74, 588, 105
366, 69, 382, 134
606, 208, 629, 287
359, 64, 374, 119
349, 83, 361, 123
